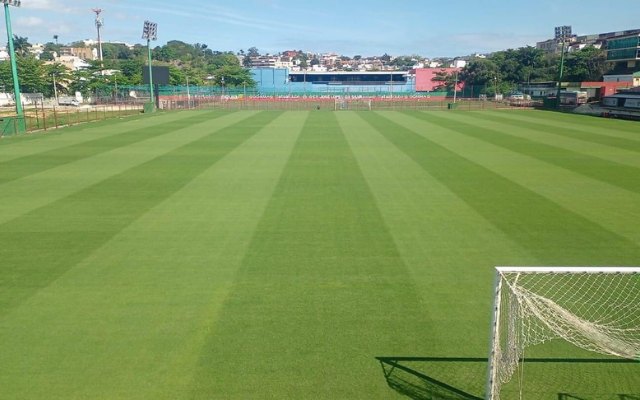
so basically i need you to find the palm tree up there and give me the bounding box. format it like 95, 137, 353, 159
10, 35, 31, 57
53, 35, 59, 45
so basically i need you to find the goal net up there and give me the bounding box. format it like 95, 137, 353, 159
334, 98, 372, 111
486, 267, 640, 399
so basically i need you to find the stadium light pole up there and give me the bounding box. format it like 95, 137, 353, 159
2, 0, 24, 130
142, 21, 158, 111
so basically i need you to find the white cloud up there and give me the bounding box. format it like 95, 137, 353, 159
14, 16, 72, 37
14, 16, 44, 28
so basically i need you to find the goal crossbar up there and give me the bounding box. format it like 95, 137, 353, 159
496, 266, 640, 274
486, 266, 640, 399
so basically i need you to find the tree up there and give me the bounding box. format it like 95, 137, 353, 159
207, 53, 240, 72
294, 53, 308, 69
247, 47, 260, 57
211, 64, 256, 87
354, 55, 362, 61
242, 56, 253, 68
432, 69, 459, 92
310, 58, 320, 66
459, 58, 499, 87
10, 35, 31, 57
380, 53, 391, 62
0, 55, 45, 93
43, 63, 73, 97
40, 50, 55, 61
564, 46, 607, 82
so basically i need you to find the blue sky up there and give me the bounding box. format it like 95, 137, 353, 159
3, 0, 640, 57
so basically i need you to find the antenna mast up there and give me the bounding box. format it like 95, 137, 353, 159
91, 8, 104, 62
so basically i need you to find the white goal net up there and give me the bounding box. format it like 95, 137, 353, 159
486, 267, 640, 399
334, 97, 372, 111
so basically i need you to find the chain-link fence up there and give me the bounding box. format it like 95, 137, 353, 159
0, 103, 143, 137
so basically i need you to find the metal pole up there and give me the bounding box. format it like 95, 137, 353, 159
4, 3, 23, 118
186, 75, 190, 109
52, 73, 59, 105
453, 70, 458, 104
485, 269, 503, 400
556, 39, 566, 109
147, 38, 155, 107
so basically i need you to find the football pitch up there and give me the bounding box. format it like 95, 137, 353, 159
0, 109, 638, 399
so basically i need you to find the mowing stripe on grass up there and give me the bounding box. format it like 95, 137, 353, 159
0, 112, 306, 399
505, 109, 640, 136
0, 111, 227, 185
385, 111, 640, 246
0, 111, 255, 226
189, 112, 430, 399
410, 111, 640, 195
364, 111, 640, 266
0, 111, 191, 161
336, 111, 536, 354
485, 110, 640, 142
465, 110, 640, 153
0, 111, 282, 318
453, 113, 640, 170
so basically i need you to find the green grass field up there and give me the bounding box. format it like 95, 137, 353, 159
0, 109, 638, 399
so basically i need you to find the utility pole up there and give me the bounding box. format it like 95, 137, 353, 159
52, 72, 59, 105
186, 76, 190, 109
555, 26, 572, 109
453, 69, 459, 103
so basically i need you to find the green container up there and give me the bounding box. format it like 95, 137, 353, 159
447, 103, 458, 110
543, 98, 557, 109
0, 116, 26, 136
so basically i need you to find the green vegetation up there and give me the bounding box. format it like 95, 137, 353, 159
0, 110, 638, 398
0, 37, 257, 99
456, 46, 621, 95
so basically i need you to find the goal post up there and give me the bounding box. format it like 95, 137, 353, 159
334, 97, 372, 111
486, 266, 640, 400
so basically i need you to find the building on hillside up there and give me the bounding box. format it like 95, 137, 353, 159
46, 55, 91, 71
536, 37, 577, 55
452, 59, 467, 68
522, 81, 632, 99
251, 55, 277, 68
72, 47, 98, 60
415, 68, 464, 92
603, 72, 640, 86
606, 33, 640, 67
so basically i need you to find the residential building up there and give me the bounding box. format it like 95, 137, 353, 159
536, 37, 577, 55
603, 72, 640, 86
606, 33, 640, 67
46, 55, 91, 71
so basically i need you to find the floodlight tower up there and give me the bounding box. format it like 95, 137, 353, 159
142, 21, 158, 111
92, 8, 104, 62
555, 25, 571, 109
2, 0, 25, 132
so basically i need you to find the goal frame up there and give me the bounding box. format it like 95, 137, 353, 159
485, 266, 640, 400
334, 98, 372, 111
